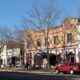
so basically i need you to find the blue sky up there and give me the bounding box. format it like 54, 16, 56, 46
0, 0, 80, 28
57, 0, 79, 17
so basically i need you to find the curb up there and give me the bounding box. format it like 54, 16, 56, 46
0, 68, 55, 75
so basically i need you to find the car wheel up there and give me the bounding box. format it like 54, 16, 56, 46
55, 69, 59, 74
69, 69, 74, 74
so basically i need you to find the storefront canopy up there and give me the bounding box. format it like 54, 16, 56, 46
35, 52, 47, 58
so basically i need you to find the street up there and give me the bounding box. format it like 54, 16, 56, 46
0, 71, 80, 80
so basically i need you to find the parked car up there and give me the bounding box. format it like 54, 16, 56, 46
55, 63, 80, 74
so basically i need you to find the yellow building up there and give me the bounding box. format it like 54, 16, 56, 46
24, 18, 80, 68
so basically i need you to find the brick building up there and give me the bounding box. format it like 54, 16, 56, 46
24, 18, 80, 68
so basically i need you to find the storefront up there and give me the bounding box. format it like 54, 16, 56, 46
7, 48, 21, 67
26, 53, 32, 66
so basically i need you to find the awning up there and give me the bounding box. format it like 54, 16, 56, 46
67, 49, 74, 54
35, 52, 47, 58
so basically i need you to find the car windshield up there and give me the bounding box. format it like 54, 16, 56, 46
69, 63, 77, 66
59, 63, 65, 66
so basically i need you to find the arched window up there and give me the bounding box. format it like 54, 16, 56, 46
54, 36, 58, 44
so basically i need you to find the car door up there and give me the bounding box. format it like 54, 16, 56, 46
59, 64, 68, 72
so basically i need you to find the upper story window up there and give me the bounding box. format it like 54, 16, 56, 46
37, 39, 41, 47
54, 36, 58, 44
67, 33, 73, 43
27, 41, 32, 49
45, 38, 49, 46
27, 34, 31, 40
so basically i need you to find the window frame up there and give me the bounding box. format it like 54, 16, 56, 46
45, 38, 50, 46
54, 36, 59, 44
27, 41, 32, 49
37, 39, 41, 47
67, 33, 73, 43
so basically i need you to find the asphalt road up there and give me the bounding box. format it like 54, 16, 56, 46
0, 71, 80, 80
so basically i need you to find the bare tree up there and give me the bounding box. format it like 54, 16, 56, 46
57, 18, 79, 64
0, 26, 14, 47
23, 0, 62, 70
13, 25, 26, 66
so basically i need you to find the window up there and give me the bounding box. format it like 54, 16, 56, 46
27, 41, 32, 48
27, 34, 31, 41
27, 34, 32, 48
67, 33, 73, 43
37, 39, 41, 47
45, 38, 49, 46
54, 36, 58, 44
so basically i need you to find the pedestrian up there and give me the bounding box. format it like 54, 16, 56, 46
25, 62, 30, 70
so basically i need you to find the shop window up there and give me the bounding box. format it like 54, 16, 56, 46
26, 53, 32, 64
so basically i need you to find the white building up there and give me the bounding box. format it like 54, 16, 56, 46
0, 45, 21, 67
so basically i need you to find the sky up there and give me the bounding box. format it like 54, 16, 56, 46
0, 0, 80, 28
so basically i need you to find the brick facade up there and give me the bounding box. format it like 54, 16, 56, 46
24, 18, 80, 67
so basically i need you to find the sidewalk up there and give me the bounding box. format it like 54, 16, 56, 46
0, 67, 55, 74
0, 68, 11, 72
18, 70, 54, 74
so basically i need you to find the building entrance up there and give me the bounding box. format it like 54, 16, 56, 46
49, 54, 57, 66
66, 52, 75, 63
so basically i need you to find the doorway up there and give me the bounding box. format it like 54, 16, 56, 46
70, 56, 74, 63
67, 52, 75, 63
49, 54, 56, 66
